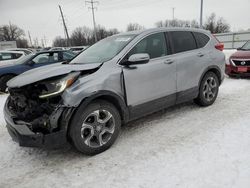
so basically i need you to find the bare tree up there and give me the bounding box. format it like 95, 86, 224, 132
0, 24, 25, 41
203, 13, 216, 33
70, 26, 119, 46
52, 36, 67, 47
204, 13, 230, 33
96, 25, 119, 41
16, 39, 29, 48
215, 17, 230, 33
70, 27, 88, 46
155, 21, 164, 28
155, 19, 199, 28
126, 23, 144, 31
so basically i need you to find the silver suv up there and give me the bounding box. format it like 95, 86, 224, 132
4, 28, 225, 155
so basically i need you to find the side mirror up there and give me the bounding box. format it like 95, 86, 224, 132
237, 47, 242, 50
123, 53, 150, 66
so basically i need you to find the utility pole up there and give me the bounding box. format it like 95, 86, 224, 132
58, 5, 70, 46
41, 39, 44, 48
200, 0, 204, 28
43, 36, 47, 47
172, 7, 175, 20
85, 0, 99, 42
28, 31, 33, 47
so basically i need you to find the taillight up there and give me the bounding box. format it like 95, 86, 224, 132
215, 43, 224, 51
212, 34, 224, 51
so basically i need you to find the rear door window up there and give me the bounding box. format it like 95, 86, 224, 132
32, 52, 60, 64
193, 32, 210, 48
169, 31, 197, 53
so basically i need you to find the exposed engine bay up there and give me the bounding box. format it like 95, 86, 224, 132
7, 83, 65, 134
6, 64, 102, 136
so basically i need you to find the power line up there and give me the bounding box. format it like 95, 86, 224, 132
85, 0, 99, 42
58, 5, 70, 46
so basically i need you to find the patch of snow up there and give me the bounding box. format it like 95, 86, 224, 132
223, 49, 237, 59
0, 77, 250, 188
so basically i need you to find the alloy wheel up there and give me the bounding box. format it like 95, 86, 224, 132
80, 109, 115, 148
202, 76, 218, 102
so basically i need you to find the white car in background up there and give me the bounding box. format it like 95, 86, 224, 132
0, 51, 26, 66
6, 48, 34, 55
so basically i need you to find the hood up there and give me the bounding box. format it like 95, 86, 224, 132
7, 62, 102, 88
230, 50, 250, 59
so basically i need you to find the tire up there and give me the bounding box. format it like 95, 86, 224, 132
194, 71, 219, 106
69, 100, 121, 155
0, 75, 15, 93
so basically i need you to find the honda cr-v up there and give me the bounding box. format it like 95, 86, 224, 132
4, 28, 225, 155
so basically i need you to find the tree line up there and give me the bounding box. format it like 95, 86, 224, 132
0, 13, 235, 48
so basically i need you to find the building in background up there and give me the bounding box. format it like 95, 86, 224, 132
0, 41, 17, 50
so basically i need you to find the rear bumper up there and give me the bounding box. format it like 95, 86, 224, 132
4, 101, 69, 148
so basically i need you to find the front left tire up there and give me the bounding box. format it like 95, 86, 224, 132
69, 100, 121, 155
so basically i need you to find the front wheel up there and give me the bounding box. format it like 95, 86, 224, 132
194, 72, 219, 106
69, 100, 121, 155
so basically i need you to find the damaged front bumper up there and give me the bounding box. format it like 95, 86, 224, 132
4, 97, 74, 148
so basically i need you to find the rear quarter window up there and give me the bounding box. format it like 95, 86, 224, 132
169, 31, 197, 53
193, 32, 210, 48
13, 53, 23, 59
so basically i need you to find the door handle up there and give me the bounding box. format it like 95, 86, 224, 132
164, 59, 174, 65
197, 53, 204, 57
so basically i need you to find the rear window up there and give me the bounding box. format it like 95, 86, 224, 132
169, 31, 197, 53
193, 32, 210, 48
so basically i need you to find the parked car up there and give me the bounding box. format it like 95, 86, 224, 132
7, 48, 34, 55
69, 46, 87, 54
0, 51, 26, 66
4, 28, 225, 155
50, 47, 66, 51
0, 50, 76, 92
226, 41, 250, 77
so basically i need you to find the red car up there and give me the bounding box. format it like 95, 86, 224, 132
226, 41, 250, 77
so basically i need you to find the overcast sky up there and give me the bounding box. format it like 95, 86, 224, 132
0, 0, 250, 46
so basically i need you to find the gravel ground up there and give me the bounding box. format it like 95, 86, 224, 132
0, 51, 250, 188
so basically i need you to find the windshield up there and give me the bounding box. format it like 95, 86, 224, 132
241, 41, 250, 50
70, 34, 136, 64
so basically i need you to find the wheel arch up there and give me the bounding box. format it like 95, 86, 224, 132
73, 90, 129, 124
199, 66, 222, 87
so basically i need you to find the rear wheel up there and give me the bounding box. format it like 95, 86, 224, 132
0, 75, 15, 93
194, 72, 219, 106
69, 100, 121, 155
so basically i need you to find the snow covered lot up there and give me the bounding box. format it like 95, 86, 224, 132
0, 50, 250, 188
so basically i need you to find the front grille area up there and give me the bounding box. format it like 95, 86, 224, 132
7, 86, 62, 133
232, 59, 250, 66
